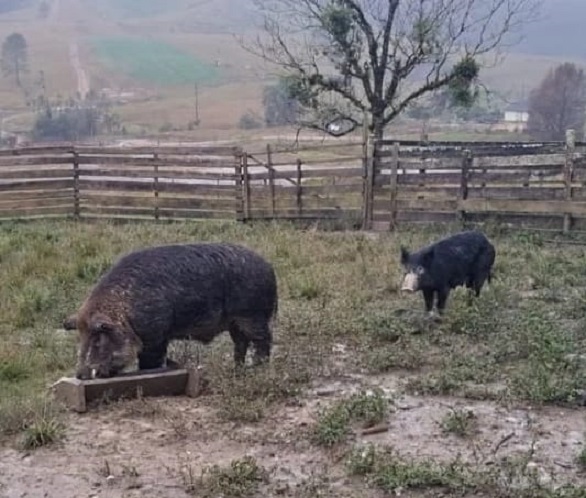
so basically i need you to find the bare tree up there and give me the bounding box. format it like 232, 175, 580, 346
527, 62, 586, 142
242, 0, 540, 139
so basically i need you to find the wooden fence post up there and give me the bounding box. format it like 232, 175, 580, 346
72, 149, 80, 220
361, 114, 369, 230
267, 144, 275, 218
458, 149, 471, 225
563, 129, 576, 233
234, 150, 244, 222
153, 152, 159, 221
362, 132, 375, 230
389, 142, 399, 231
242, 153, 251, 222
296, 158, 302, 217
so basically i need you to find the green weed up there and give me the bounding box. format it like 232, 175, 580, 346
345, 444, 586, 497
312, 389, 389, 447
194, 456, 268, 497
20, 404, 64, 450
440, 407, 478, 438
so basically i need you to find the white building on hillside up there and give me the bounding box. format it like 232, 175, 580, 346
502, 102, 529, 132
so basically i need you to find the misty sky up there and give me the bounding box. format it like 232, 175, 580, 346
516, 0, 586, 58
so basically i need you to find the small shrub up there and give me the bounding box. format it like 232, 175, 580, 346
0, 395, 58, 437
21, 412, 64, 450
312, 401, 351, 447
238, 111, 262, 130
312, 389, 388, 447
75, 257, 111, 282
196, 456, 268, 497
345, 389, 388, 427
348, 446, 478, 493
346, 443, 378, 476
440, 408, 478, 438
576, 446, 586, 470
290, 276, 323, 301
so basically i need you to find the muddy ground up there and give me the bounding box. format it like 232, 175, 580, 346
2, 368, 585, 498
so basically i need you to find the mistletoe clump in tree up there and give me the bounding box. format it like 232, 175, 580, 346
244, 0, 539, 138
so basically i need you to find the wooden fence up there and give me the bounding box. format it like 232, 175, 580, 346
1, 132, 586, 232
0, 144, 242, 221
367, 132, 586, 232
241, 141, 364, 226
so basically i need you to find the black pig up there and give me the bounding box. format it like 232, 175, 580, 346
63, 242, 278, 380
399, 230, 495, 316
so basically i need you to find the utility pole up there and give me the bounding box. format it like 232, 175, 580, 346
194, 82, 200, 127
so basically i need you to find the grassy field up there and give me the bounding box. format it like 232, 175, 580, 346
114, 80, 266, 133
1, 219, 586, 496
88, 36, 221, 87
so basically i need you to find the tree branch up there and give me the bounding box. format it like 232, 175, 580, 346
242, 0, 540, 137
383, 74, 454, 126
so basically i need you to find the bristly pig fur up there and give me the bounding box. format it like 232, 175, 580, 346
400, 230, 496, 316
63, 242, 278, 380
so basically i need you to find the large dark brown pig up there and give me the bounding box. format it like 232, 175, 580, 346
63, 242, 278, 380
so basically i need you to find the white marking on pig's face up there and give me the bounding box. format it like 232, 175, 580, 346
401, 266, 424, 292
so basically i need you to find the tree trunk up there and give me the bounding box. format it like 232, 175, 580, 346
14, 61, 21, 88
371, 113, 385, 142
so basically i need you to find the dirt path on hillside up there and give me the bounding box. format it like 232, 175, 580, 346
69, 41, 90, 99
1, 372, 585, 498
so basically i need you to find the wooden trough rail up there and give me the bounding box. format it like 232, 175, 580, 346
52, 365, 206, 413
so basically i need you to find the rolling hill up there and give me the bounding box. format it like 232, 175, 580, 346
0, 0, 584, 138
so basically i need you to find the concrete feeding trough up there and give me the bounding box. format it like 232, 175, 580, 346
51, 365, 205, 413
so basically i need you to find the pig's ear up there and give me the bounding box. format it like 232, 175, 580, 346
400, 246, 409, 265
62, 314, 78, 331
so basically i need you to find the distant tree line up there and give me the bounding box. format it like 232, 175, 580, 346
527, 62, 586, 142
32, 91, 123, 142
239, 78, 300, 130
0, 29, 124, 142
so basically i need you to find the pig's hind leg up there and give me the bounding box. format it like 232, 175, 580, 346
228, 322, 251, 367
436, 288, 450, 315
233, 316, 272, 366
422, 288, 434, 314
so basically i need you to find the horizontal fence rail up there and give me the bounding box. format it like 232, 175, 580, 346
369, 132, 583, 232
0, 133, 585, 232
0, 145, 243, 222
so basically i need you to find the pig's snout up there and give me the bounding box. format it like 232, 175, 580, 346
401, 273, 419, 292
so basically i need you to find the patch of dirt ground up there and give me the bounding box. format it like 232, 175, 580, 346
1, 372, 586, 497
